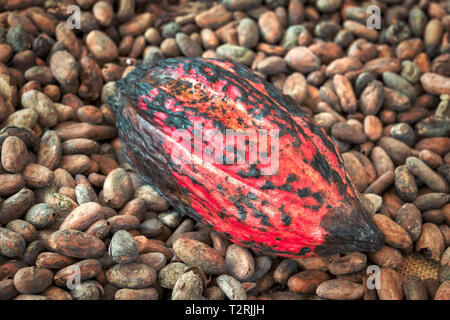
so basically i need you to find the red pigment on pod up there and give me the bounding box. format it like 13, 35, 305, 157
110, 58, 384, 258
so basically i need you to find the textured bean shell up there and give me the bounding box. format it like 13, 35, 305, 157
0, 188, 35, 225
54, 259, 102, 286
6, 219, 37, 242
105, 263, 157, 289
173, 238, 226, 275
171, 269, 204, 300
316, 279, 364, 300
13, 267, 53, 294
59, 202, 103, 231
0, 279, 19, 300
0, 174, 25, 198
1, 136, 28, 173
377, 267, 404, 300
0, 227, 26, 257
35, 252, 76, 269
109, 230, 139, 264
38, 130, 62, 170
115, 288, 158, 300
287, 269, 330, 294
158, 262, 189, 289
216, 274, 247, 300
225, 244, 255, 280
103, 168, 133, 209
47, 229, 106, 259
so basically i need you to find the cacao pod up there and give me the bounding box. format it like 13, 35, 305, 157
110, 58, 384, 258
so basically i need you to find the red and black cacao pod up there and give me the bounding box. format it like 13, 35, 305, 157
109, 58, 384, 258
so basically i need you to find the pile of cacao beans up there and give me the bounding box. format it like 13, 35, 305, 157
0, 0, 449, 300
